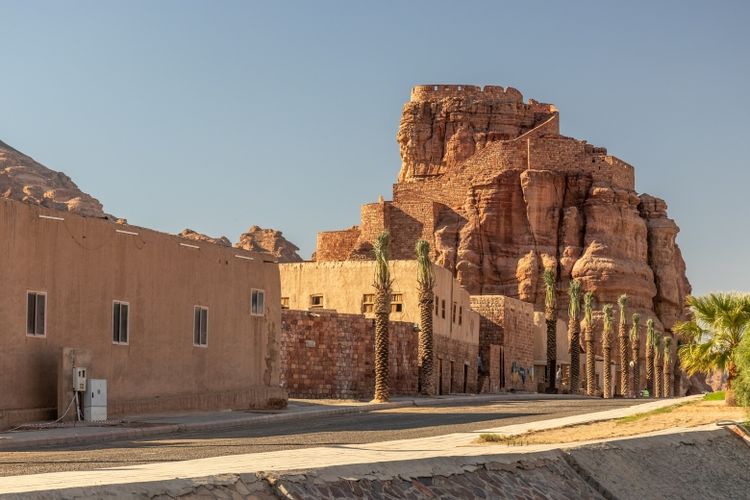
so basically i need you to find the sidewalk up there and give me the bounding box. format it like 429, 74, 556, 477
0, 396, 696, 495
0, 392, 590, 450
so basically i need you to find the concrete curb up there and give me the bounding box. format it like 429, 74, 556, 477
0, 392, 591, 450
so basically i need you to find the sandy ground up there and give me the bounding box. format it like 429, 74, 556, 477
482, 400, 749, 445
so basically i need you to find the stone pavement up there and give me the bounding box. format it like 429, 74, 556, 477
0, 392, 591, 450
0, 396, 703, 496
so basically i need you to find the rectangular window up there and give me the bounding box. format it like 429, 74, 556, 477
193, 306, 208, 346
459, 306, 463, 326
362, 293, 375, 314
434, 294, 439, 316
280, 297, 290, 309
112, 301, 129, 344
390, 293, 403, 313
26, 291, 46, 336
310, 294, 324, 309
441, 299, 446, 319
452, 302, 457, 323
251, 289, 265, 316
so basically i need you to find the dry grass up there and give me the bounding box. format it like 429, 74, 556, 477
476, 400, 748, 446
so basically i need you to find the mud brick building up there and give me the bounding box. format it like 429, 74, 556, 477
279, 260, 480, 395
0, 198, 286, 429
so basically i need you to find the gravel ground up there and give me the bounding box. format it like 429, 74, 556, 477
0, 398, 633, 476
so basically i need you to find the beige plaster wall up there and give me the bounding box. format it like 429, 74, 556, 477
279, 260, 479, 346
0, 199, 285, 426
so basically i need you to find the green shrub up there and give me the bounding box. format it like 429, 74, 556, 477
703, 391, 725, 401
735, 335, 750, 407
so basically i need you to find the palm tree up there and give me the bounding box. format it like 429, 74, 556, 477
654, 333, 663, 398
415, 239, 435, 395
567, 280, 582, 393
602, 304, 614, 398
618, 295, 630, 397
543, 269, 557, 393
372, 231, 392, 403
630, 313, 641, 397
584, 292, 596, 396
663, 336, 673, 398
674, 293, 750, 405
645, 319, 656, 396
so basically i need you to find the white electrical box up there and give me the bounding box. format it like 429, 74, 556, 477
73, 367, 88, 392
83, 379, 107, 422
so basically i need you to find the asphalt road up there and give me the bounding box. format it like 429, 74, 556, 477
0, 398, 634, 476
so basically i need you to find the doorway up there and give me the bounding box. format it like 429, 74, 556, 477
463, 363, 468, 393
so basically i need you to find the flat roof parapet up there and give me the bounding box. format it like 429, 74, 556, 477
410, 84, 524, 103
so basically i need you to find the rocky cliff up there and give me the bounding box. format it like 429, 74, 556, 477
316, 84, 691, 331
0, 139, 105, 217
236, 226, 303, 263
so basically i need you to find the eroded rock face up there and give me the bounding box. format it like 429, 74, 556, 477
316, 85, 691, 331
236, 226, 303, 263
179, 229, 232, 247
0, 140, 105, 217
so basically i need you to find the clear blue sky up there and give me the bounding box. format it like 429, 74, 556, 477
2, 1, 748, 295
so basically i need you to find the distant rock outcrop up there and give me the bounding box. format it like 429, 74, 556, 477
179, 229, 232, 247
0, 139, 105, 217
236, 226, 303, 263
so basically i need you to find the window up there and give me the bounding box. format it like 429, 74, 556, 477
193, 306, 208, 346
362, 293, 375, 313
251, 289, 265, 316
390, 293, 403, 313
26, 291, 46, 336
452, 302, 457, 323
434, 294, 439, 316
459, 306, 463, 326
441, 299, 446, 319
280, 297, 290, 309
112, 301, 129, 344
310, 294, 324, 309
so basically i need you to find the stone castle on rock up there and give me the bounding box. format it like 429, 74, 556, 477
315, 84, 691, 332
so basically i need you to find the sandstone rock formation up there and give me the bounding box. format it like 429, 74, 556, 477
179, 228, 232, 247
0, 139, 105, 217
236, 226, 303, 263
314, 84, 691, 332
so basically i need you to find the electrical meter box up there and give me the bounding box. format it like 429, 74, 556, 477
72, 367, 88, 392
83, 379, 107, 422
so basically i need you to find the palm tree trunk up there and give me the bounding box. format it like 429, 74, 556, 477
645, 343, 654, 396
546, 315, 557, 393
418, 289, 434, 395
631, 338, 640, 397
585, 324, 595, 396
603, 346, 611, 398
654, 352, 663, 398
373, 292, 390, 402
569, 320, 580, 393
619, 323, 630, 397
663, 360, 672, 398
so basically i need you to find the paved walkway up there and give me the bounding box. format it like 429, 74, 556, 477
0, 392, 591, 450
0, 396, 699, 494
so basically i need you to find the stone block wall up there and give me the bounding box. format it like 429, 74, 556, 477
314, 228, 360, 261
470, 295, 536, 392
280, 309, 419, 398
433, 335, 479, 395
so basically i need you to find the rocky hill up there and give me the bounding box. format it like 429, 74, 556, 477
314, 84, 691, 332
0, 139, 105, 217
236, 226, 303, 263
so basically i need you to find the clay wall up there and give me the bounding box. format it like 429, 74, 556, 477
279, 260, 479, 346
0, 199, 285, 428
280, 310, 418, 398
433, 334, 479, 395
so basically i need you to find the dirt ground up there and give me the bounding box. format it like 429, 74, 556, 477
481, 400, 749, 445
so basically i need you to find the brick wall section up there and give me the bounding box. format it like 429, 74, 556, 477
433, 335, 479, 395
315, 228, 360, 261
470, 295, 536, 392
280, 309, 418, 398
